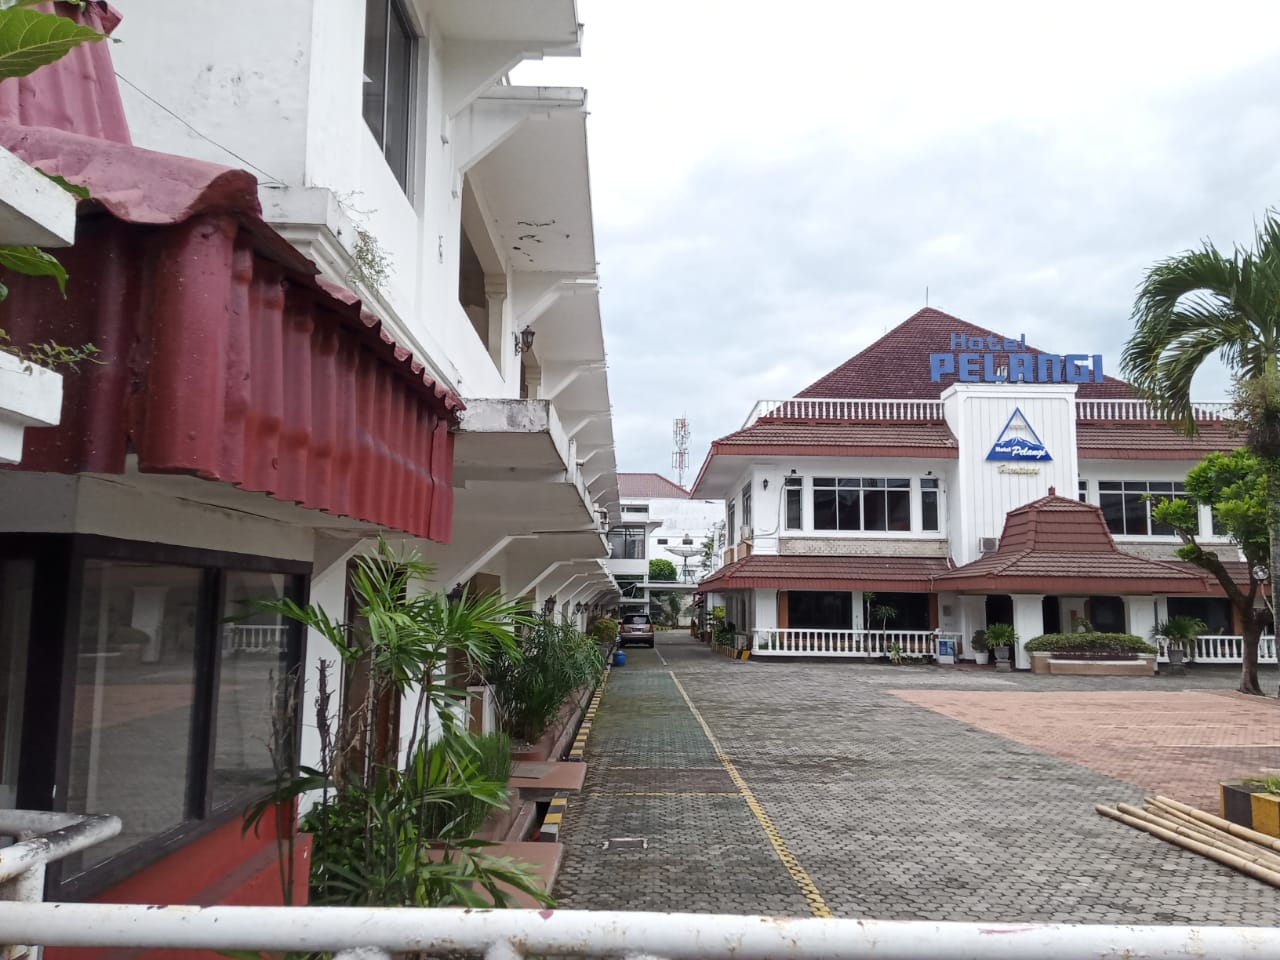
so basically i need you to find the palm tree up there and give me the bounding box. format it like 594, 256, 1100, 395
1120, 210, 1280, 695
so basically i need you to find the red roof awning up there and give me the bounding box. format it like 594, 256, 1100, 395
1, 128, 462, 543
699, 553, 951, 593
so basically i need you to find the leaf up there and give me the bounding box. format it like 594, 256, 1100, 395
0, 245, 66, 295
35, 168, 89, 199
0, 6, 105, 81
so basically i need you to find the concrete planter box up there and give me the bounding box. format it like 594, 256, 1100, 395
0, 352, 63, 464
1031, 652, 1156, 676
1221, 781, 1280, 838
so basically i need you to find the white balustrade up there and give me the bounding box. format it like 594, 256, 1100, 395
742, 397, 1235, 430
753, 629, 951, 659
222, 624, 289, 655
1149, 634, 1274, 665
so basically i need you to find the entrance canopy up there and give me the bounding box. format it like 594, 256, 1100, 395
700, 554, 950, 593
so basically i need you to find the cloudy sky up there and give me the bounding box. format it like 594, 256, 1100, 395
515, 1, 1280, 481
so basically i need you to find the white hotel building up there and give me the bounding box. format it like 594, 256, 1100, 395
694, 308, 1270, 668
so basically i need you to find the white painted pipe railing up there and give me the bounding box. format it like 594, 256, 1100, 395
1154, 634, 1277, 664
1074, 399, 1232, 422
753, 629, 952, 658
3, 903, 1279, 960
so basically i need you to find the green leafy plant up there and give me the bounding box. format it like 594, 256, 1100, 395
1024, 632, 1155, 655
0, 2, 104, 366
1244, 775, 1280, 797
1151, 615, 1206, 654
985, 622, 1017, 649
587, 616, 618, 647
247, 538, 550, 909
489, 617, 603, 745
970, 629, 988, 652
888, 640, 903, 665
648, 557, 677, 582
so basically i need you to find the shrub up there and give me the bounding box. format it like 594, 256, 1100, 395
971, 629, 988, 652
985, 623, 1017, 647
490, 618, 604, 744
588, 617, 618, 647
1024, 632, 1156, 654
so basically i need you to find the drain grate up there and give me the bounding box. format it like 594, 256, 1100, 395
602, 837, 647, 850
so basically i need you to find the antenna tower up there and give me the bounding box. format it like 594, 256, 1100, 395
672, 415, 690, 487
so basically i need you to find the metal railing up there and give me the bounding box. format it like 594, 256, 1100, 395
0, 810, 121, 960
741, 397, 1234, 429
4, 902, 1280, 959
1154, 633, 1278, 664
753, 628, 959, 658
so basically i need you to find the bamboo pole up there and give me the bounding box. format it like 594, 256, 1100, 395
1095, 805, 1280, 889
1117, 804, 1280, 874
1143, 800, 1280, 864
1153, 794, 1280, 853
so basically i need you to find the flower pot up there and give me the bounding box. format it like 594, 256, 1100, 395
973, 650, 990, 665
993, 644, 1012, 673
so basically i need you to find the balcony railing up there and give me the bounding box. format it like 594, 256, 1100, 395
4, 902, 1279, 960
1155, 633, 1277, 664
753, 629, 959, 658
742, 397, 1235, 429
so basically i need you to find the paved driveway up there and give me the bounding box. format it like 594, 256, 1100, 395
555, 632, 1280, 924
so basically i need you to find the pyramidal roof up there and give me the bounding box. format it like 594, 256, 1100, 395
618, 472, 689, 499
795, 307, 1135, 400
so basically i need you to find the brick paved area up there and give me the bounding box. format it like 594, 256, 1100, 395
893, 688, 1280, 811
556, 632, 1280, 924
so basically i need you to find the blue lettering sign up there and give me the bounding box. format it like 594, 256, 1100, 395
927, 332, 1103, 384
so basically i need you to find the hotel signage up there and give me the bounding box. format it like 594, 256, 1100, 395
930, 333, 1103, 383
987, 408, 1051, 462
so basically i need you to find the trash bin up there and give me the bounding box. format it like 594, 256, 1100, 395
936, 637, 956, 665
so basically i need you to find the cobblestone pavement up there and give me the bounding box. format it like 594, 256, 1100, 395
556, 632, 1280, 924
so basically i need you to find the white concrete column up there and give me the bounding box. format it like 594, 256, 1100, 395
485, 277, 510, 379
131, 586, 169, 663
753, 589, 777, 642
1011, 594, 1045, 670
1125, 595, 1158, 644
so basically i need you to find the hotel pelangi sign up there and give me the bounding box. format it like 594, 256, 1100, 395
987, 408, 1052, 462
929, 332, 1103, 384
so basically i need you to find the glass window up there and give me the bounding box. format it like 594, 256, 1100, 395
741, 484, 752, 531
213, 571, 293, 810
67, 561, 203, 874
606, 527, 646, 560
812, 477, 911, 532
1078, 479, 1088, 503
363, 0, 415, 192
784, 476, 803, 530
1099, 480, 1186, 536
921, 478, 939, 532
656, 538, 668, 545
727, 501, 736, 543
0, 560, 33, 809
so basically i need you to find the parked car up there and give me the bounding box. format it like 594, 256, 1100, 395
619, 613, 655, 648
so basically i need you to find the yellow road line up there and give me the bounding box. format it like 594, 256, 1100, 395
669, 672, 833, 919
583, 790, 740, 797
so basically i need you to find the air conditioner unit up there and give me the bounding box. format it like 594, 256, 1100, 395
740, 525, 754, 542
978, 536, 999, 554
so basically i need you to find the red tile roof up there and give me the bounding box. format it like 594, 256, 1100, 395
710, 419, 958, 459
934, 496, 1208, 593
618, 472, 689, 499
699, 553, 951, 593
1077, 420, 1239, 460
796, 307, 1135, 400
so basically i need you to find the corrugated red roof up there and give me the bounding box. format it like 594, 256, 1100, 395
699, 553, 951, 593
795, 307, 1135, 400
618, 472, 689, 499
1077, 420, 1239, 460
0, 4, 462, 542
710, 419, 959, 458
934, 496, 1207, 593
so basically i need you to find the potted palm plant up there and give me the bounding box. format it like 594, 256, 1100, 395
985, 622, 1017, 672
971, 629, 989, 666
1152, 615, 1204, 675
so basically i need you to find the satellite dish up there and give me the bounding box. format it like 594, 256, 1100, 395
666, 542, 704, 582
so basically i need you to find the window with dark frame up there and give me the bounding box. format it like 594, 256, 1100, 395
726, 501, 736, 546
921, 477, 940, 532
740, 484, 752, 533
1078, 479, 1089, 503
0, 535, 306, 894
363, 0, 416, 193
784, 476, 803, 530
812, 477, 911, 532
606, 526, 647, 560
1098, 480, 1186, 536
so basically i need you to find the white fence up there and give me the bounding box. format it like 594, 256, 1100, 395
742, 396, 1235, 429
4, 902, 1280, 960
753, 629, 959, 659
221, 624, 288, 655
1155, 634, 1277, 664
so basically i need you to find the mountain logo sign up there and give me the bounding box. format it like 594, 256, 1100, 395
987, 408, 1052, 462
